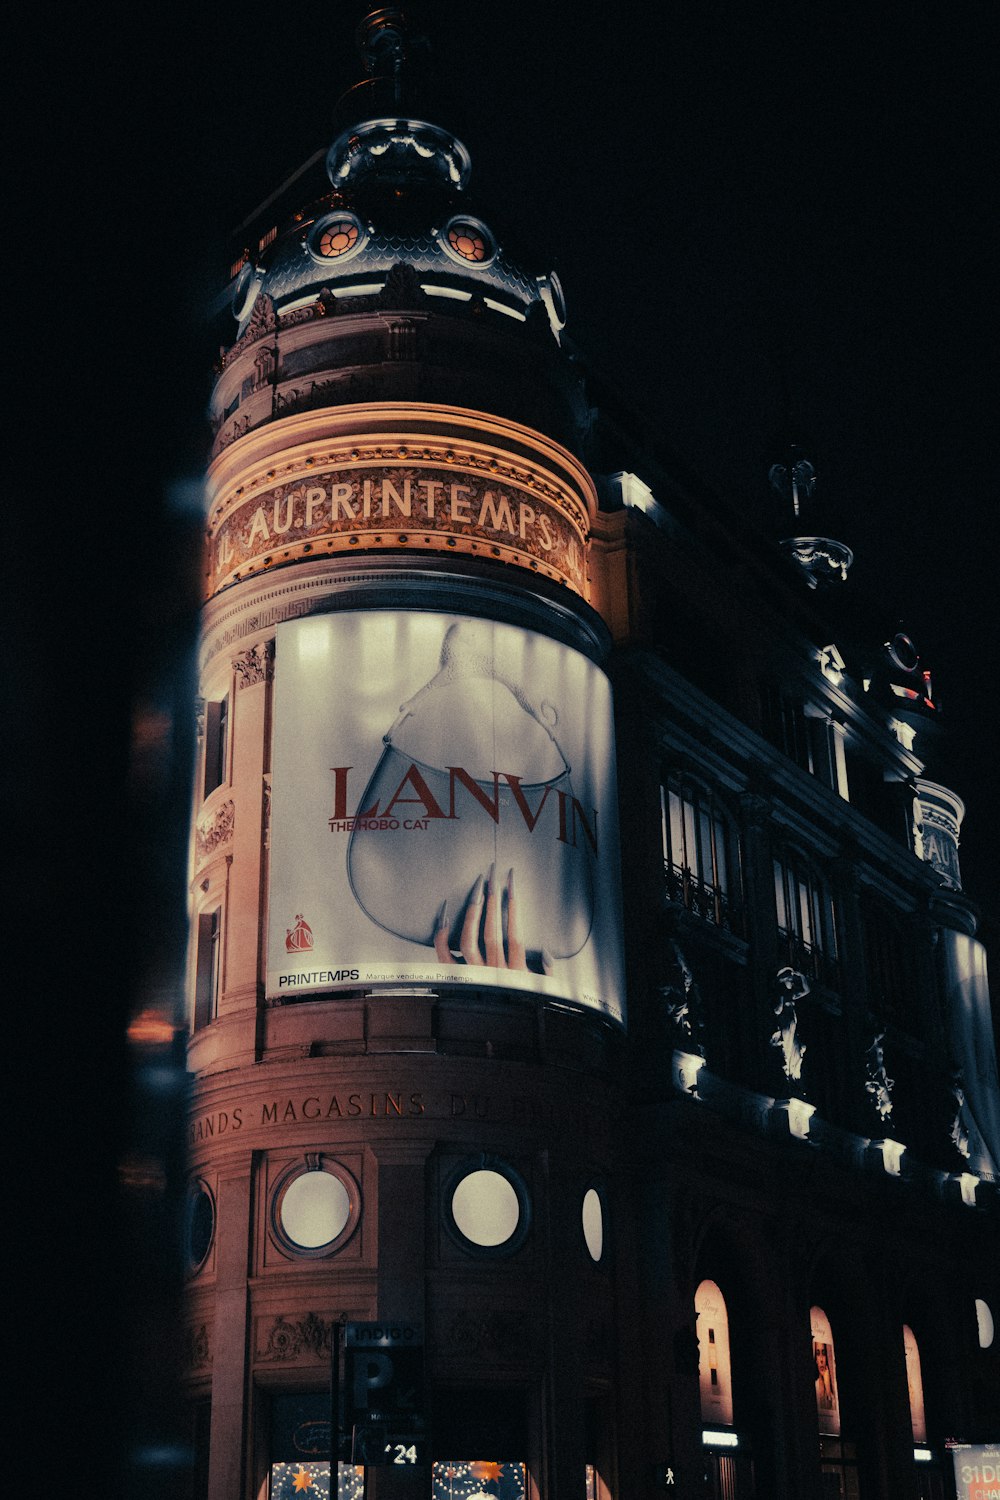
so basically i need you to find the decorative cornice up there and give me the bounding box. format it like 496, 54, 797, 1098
221, 293, 277, 369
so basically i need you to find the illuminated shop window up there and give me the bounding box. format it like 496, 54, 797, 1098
447, 1165, 527, 1254
185, 1179, 215, 1274
431, 1461, 526, 1498
582, 1187, 605, 1263
695, 1280, 734, 1427
307, 212, 366, 264
203, 695, 229, 798
975, 1298, 994, 1348
193, 908, 222, 1031
267, 1391, 364, 1499
810, 1307, 841, 1436
271, 1162, 359, 1258
903, 1325, 927, 1443
660, 771, 741, 932
268, 1463, 364, 1498
774, 849, 838, 987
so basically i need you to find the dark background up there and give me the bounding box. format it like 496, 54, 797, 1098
51, 0, 995, 922
11, 1, 997, 1490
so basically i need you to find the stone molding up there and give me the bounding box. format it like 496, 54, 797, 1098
255, 1311, 349, 1363
233, 640, 274, 689
196, 800, 235, 863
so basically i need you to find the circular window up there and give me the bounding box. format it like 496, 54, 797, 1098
976, 1298, 995, 1349
272, 1161, 359, 1257
888, 632, 919, 673
307, 212, 366, 265
439, 216, 496, 269
185, 1180, 215, 1273
582, 1186, 604, 1263
446, 1161, 528, 1254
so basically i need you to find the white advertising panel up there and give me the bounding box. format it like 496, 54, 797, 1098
951, 1445, 1000, 1500
268, 611, 625, 1025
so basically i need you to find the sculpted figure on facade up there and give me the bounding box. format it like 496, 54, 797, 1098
660, 939, 705, 1056
771, 967, 810, 1082
865, 1031, 895, 1121
949, 1072, 972, 1160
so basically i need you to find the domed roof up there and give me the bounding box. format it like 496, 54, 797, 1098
228, 113, 565, 344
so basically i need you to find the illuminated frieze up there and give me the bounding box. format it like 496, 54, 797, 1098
209, 464, 587, 595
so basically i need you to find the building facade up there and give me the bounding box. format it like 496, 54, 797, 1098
183, 15, 999, 1500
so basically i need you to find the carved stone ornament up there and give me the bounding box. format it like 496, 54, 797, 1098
233, 640, 274, 689
262, 773, 272, 849
183, 1322, 211, 1371
256, 1312, 336, 1363
771, 967, 810, 1082
864, 1031, 894, 1121
435, 1308, 534, 1360
379, 261, 422, 309
949, 1075, 972, 1160
779, 535, 854, 587
660, 940, 705, 1055
196, 800, 234, 862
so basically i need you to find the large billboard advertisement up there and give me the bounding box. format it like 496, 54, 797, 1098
268, 611, 625, 1025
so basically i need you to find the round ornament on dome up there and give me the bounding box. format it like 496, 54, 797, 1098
888, 632, 920, 674
307, 211, 368, 265
537, 271, 567, 334
439, 215, 496, 268
231, 261, 263, 322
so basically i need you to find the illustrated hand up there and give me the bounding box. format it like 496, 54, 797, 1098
433, 865, 553, 974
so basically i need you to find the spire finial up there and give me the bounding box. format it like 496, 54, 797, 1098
356, 8, 418, 109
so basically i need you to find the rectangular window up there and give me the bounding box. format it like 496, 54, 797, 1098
661, 773, 741, 933
203, 696, 229, 798
774, 853, 838, 985
761, 682, 813, 773
862, 904, 915, 1029
193, 909, 221, 1030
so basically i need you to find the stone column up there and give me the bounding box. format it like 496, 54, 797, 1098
207, 1155, 254, 1500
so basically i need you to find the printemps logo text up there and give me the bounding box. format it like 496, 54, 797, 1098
210, 465, 586, 593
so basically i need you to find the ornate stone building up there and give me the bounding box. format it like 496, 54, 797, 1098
182, 14, 998, 1500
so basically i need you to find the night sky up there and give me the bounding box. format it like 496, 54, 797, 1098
22, 0, 998, 930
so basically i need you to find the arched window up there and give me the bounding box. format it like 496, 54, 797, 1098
695, 1279, 734, 1427
661, 771, 742, 933
903, 1325, 927, 1443
811, 1306, 862, 1495
810, 1306, 841, 1436
774, 848, 838, 986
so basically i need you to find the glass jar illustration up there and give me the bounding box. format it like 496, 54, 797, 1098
347, 620, 596, 961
